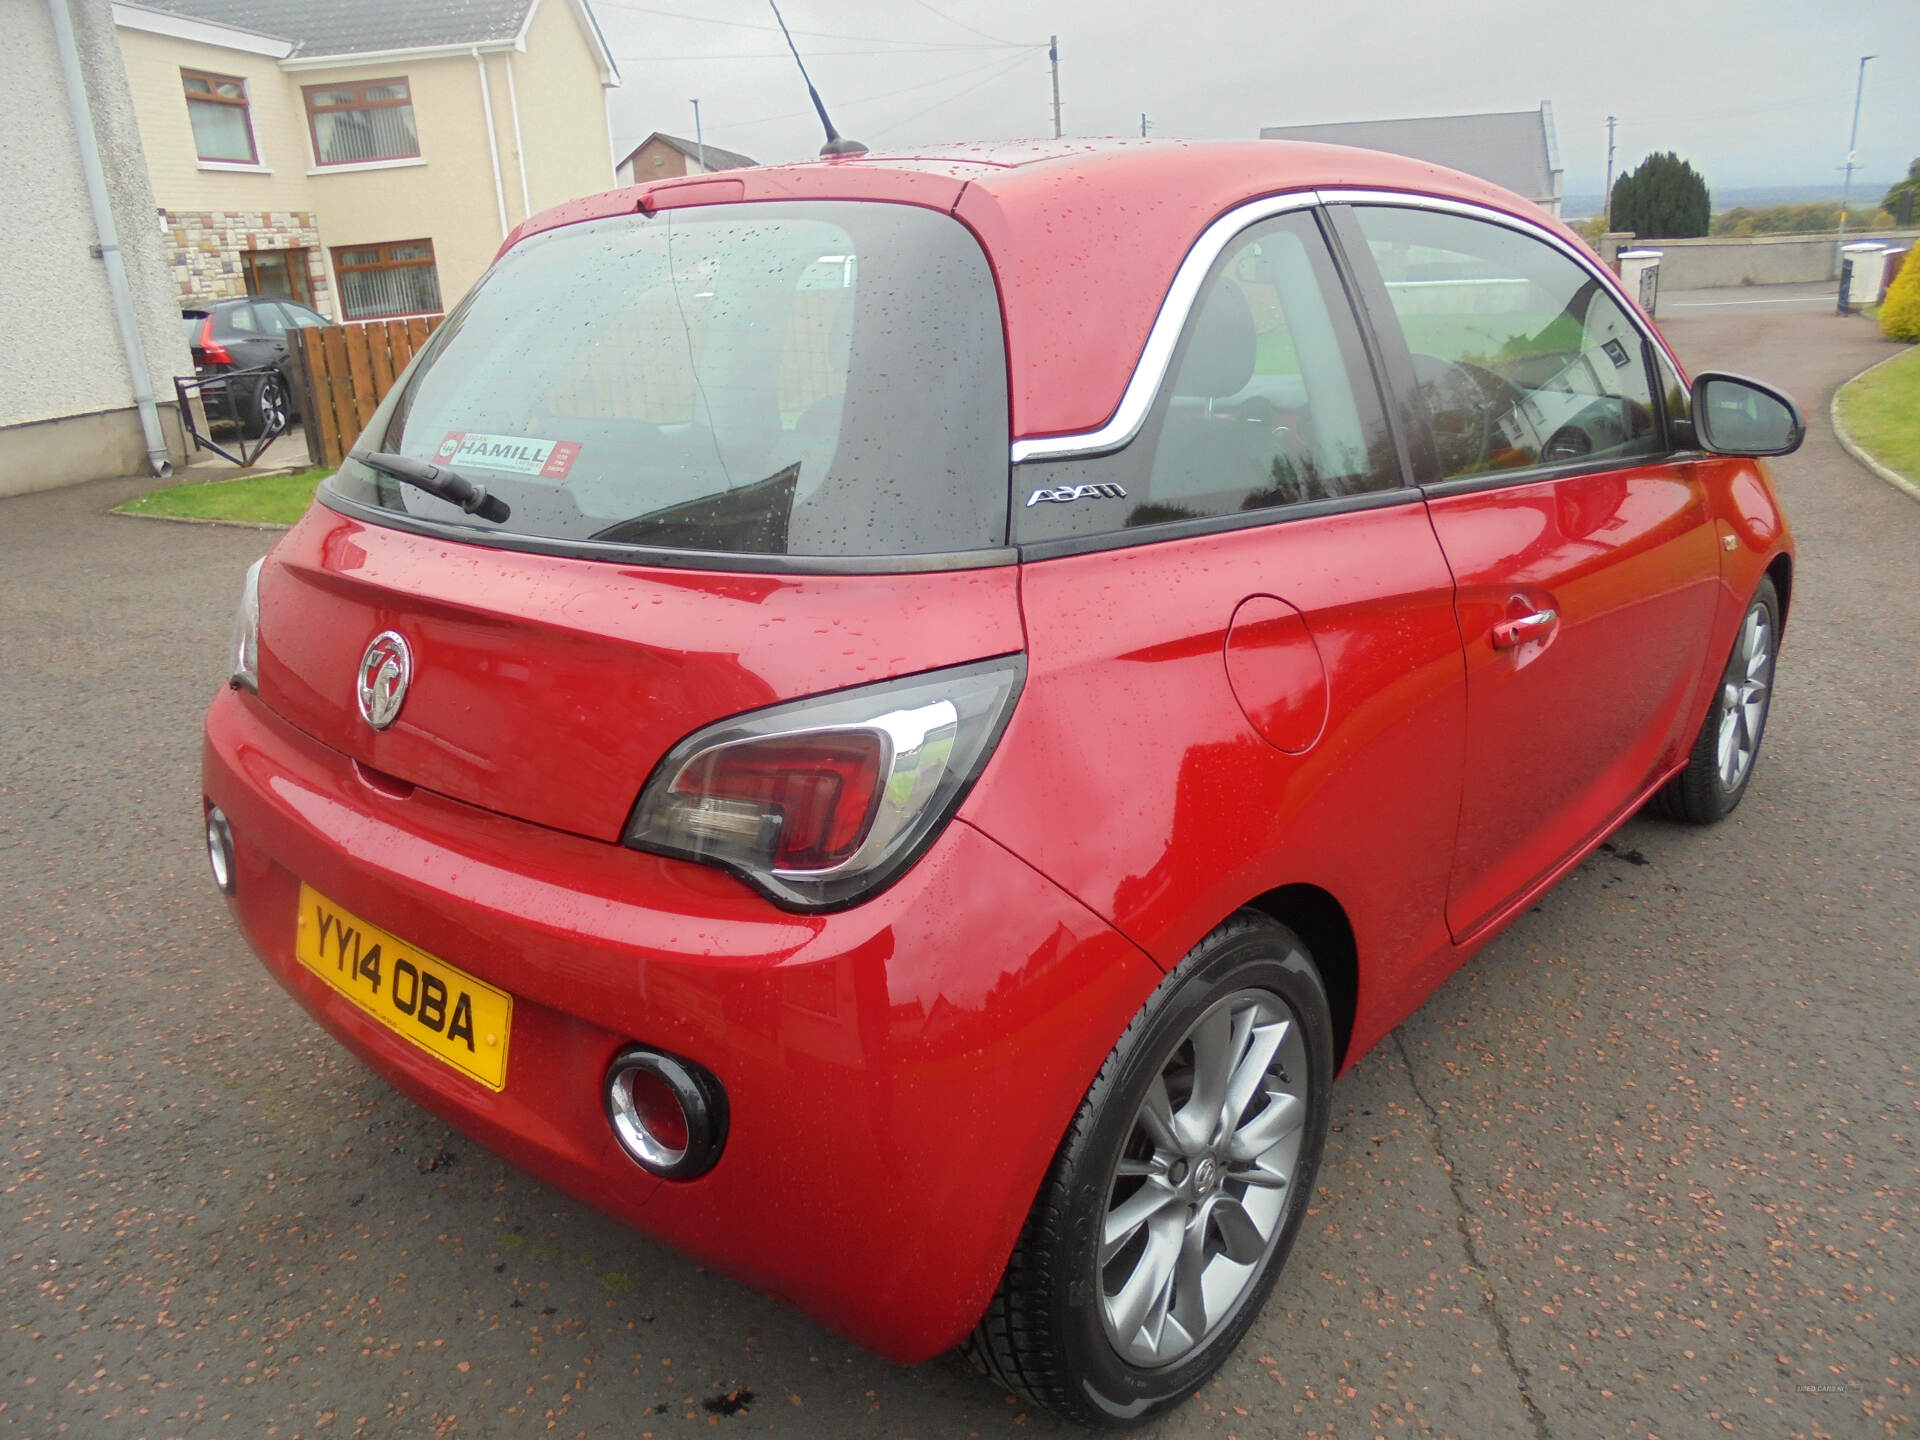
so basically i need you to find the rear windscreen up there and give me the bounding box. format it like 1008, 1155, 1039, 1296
326, 202, 1010, 561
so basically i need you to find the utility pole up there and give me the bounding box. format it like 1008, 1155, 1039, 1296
691, 98, 705, 172
1835, 54, 1875, 270
1140, 113, 1150, 138
1049, 36, 1062, 139
1603, 115, 1617, 230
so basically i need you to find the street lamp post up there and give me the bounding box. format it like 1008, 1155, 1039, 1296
1836, 54, 1875, 274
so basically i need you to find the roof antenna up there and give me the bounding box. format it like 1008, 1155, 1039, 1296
767, 0, 866, 158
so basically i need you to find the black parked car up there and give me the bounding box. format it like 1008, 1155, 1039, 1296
183, 297, 329, 438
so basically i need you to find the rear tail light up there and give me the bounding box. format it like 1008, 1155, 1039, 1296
230, 557, 262, 691
197, 315, 233, 365
624, 655, 1025, 911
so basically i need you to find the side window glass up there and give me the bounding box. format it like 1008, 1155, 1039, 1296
225, 304, 258, 335
1140, 216, 1398, 523
1656, 348, 1691, 433
1353, 207, 1661, 481
255, 302, 291, 337
1015, 211, 1399, 545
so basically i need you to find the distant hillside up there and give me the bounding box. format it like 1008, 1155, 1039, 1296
1564, 181, 1901, 221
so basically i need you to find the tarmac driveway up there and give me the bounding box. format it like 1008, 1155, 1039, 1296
1, 307, 1913, 1440
1660, 280, 1842, 315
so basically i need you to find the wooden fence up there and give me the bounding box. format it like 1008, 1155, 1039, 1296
290, 316, 443, 467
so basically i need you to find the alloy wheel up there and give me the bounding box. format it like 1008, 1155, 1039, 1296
1097, 987, 1309, 1368
1715, 604, 1773, 791
258, 378, 289, 436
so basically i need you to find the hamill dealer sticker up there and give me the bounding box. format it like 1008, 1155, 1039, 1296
435, 431, 582, 480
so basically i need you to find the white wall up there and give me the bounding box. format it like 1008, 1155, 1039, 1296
1646, 229, 1920, 290
0, 0, 191, 482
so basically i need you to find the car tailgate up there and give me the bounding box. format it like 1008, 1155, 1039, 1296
251, 503, 1025, 843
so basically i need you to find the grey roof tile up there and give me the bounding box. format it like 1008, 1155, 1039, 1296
630, 132, 757, 171
142, 0, 534, 57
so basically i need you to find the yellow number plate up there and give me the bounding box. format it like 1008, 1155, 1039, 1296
294, 884, 512, 1091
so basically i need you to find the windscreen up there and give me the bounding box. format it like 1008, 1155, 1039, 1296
326, 202, 1010, 560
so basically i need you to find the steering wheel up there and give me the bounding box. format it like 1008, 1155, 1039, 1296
1410, 354, 1495, 476
1540, 423, 1594, 464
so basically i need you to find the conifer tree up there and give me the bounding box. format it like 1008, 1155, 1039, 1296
1610, 153, 1711, 239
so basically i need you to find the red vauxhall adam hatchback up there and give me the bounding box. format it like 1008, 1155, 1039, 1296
203, 141, 1800, 1423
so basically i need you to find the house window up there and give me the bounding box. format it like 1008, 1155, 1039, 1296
333, 240, 442, 319
243, 248, 314, 308
182, 69, 257, 163
304, 78, 419, 166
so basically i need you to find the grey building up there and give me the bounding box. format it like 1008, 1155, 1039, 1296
1261, 102, 1564, 216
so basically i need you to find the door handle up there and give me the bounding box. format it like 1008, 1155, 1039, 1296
1491, 608, 1557, 649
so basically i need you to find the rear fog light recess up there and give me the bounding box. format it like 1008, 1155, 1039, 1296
605, 1046, 728, 1179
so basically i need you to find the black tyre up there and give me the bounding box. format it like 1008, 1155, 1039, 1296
1650, 576, 1780, 824
968, 912, 1334, 1426
240, 373, 290, 440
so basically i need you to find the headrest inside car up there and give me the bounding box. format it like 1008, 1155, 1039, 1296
1172, 281, 1256, 400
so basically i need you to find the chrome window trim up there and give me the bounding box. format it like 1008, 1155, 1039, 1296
1313, 188, 1689, 379
1007, 186, 1685, 467
1008, 191, 1321, 465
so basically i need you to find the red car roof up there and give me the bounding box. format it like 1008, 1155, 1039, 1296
501, 139, 1573, 442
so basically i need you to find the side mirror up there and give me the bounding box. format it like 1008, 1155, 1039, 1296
1689, 371, 1804, 457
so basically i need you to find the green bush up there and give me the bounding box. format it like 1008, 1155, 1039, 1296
1885, 158, 1920, 227
1882, 249, 1920, 343
1611, 152, 1711, 239
1712, 202, 1893, 236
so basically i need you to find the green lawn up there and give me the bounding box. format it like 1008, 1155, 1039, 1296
1254, 330, 1300, 375
117, 467, 331, 526
1396, 312, 1584, 368
1835, 346, 1920, 483
1251, 314, 1580, 379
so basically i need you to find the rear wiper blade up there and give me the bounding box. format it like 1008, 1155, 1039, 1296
351, 449, 512, 524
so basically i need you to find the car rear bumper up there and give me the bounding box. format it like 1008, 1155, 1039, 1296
202, 684, 1158, 1361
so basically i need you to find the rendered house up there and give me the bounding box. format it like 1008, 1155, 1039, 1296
3, 0, 193, 493
113, 0, 621, 321
614, 131, 756, 187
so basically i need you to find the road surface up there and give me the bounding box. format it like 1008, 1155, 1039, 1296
1, 306, 1912, 1439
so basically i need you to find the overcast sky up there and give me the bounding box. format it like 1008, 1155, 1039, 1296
594, 0, 1916, 201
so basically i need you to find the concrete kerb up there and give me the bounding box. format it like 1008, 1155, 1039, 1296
110, 453, 311, 530
1829, 348, 1920, 505
116, 421, 316, 528
108, 507, 291, 532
